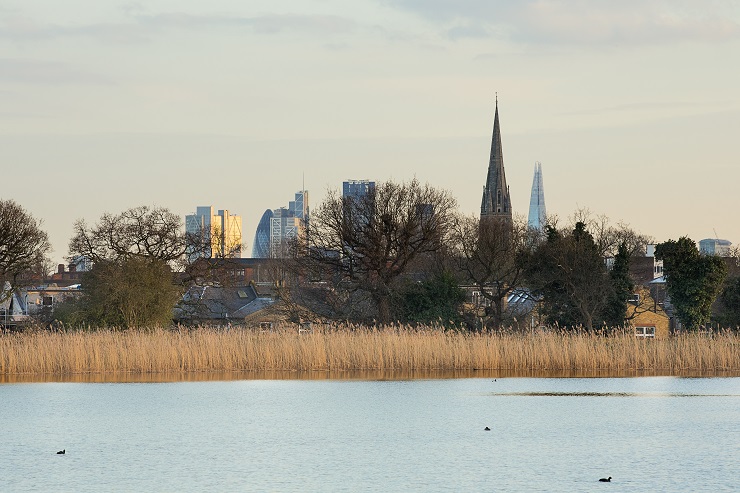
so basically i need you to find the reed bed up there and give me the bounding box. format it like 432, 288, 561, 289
1, 325, 738, 377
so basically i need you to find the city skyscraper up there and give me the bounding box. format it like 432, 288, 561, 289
342, 179, 375, 235
251, 209, 274, 258
185, 206, 242, 261
480, 98, 512, 221
268, 190, 309, 258
527, 162, 547, 231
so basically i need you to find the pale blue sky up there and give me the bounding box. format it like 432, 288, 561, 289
2, 0, 739, 264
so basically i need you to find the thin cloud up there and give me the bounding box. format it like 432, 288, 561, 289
384, 0, 740, 45
0, 10, 358, 44
446, 23, 490, 40
561, 100, 731, 116
0, 58, 113, 85
0, 14, 150, 43
134, 12, 358, 36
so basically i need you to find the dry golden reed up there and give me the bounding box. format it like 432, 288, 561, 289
1, 325, 738, 376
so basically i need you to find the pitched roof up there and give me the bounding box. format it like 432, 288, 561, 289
175, 285, 273, 321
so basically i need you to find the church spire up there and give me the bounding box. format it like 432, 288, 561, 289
480, 98, 512, 221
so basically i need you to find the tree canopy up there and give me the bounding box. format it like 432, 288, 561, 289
62, 206, 186, 328
69, 205, 186, 265
717, 276, 740, 328
304, 179, 457, 323
524, 222, 632, 330
0, 199, 51, 303
394, 271, 466, 326
55, 257, 182, 329
449, 214, 533, 328
655, 237, 727, 330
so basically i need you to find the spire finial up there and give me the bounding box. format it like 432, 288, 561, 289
495, 92, 498, 106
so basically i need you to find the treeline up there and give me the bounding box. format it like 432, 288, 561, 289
1, 180, 739, 331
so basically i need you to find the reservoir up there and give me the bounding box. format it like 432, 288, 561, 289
1, 376, 738, 492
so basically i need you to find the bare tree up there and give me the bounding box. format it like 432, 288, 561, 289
0, 199, 51, 303
64, 206, 188, 328
69, 205, 186, 266
450, 214, 533, 329
569, 208, 653, 258
305, 179, 457, 323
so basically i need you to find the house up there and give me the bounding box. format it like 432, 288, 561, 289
183, 258, 281, 292
1, 282, 29, 329
242, 297, 325, 328
23, 284, 83, 317
174, 284, 274, 325
1, 282, 82, 328
626, 287, 670, 339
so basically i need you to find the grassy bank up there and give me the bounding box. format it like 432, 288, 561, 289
2, 325, 738, 377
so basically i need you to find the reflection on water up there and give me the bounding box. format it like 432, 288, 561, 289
1, 377, 738, 492
3, 368, 738, 383
493, 391, 740, 397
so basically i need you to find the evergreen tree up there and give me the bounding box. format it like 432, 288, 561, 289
525, 222, 616, 330
655, 237, 726, 330
603, 242, 634, 327
717, 277, 740, 328
394, 271, 466, 326
55, 257, 182, 329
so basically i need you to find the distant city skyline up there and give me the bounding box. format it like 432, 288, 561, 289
2, 1, 739, 264
185, 206, 242, 260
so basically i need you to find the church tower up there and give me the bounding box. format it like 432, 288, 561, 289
480, 98, 512, 221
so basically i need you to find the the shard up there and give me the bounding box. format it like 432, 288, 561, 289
527, 161, 546, 231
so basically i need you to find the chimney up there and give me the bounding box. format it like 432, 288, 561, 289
57, 264, 65, 274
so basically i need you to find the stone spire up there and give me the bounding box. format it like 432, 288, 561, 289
527, 161, 546, 230
480, 98, 512, 221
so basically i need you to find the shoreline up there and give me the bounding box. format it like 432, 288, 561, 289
2, 368, 739, 384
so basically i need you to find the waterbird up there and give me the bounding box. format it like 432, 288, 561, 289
599, 477, 611, 482
57, 450, 65, 455
484, 427, 491, 431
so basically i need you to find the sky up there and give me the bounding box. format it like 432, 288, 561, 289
2, 0, 739, 265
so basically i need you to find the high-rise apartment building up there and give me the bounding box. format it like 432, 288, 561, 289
343, 180, 375, 199
185, 206, 242, 261
342, 180, 375, 235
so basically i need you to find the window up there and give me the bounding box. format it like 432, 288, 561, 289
635, 326, 655, 338
471, 291, 491, 307
42, 296, 53, 306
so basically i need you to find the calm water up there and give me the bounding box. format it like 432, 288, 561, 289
1, 377, 738, 492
